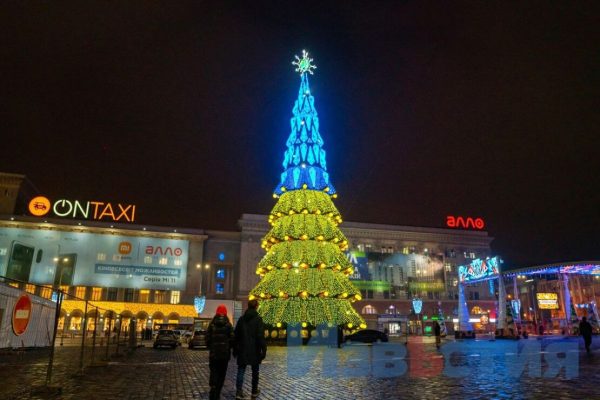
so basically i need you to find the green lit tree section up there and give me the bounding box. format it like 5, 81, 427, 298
250, 189, 365, 329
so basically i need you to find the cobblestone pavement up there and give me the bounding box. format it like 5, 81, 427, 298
1, 336, 600, 400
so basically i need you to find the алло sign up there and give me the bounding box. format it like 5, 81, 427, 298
28, 196, 136, 222
12, 294, 32, 336
446, 215, 485, 230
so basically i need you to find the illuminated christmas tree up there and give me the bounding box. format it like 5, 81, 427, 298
249, 51, 365, 330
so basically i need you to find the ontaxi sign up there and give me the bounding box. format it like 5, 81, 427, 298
446, 216, 485, 230
12, 294, 32, 336
28, 196, 136, 223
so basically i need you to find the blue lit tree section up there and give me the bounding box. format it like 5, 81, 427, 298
249, 51, 365, 329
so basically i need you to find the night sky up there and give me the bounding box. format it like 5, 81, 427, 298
2, 2, 599, 268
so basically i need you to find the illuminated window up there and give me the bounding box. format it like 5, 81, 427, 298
0, 248, 7, 256
174, 259, 183, 266
356, 244, 365, 252
91, 287, 102, 301
445, 264, 452, 272
215, 283, 225, 294
216, 269, 226, 279
144, 256, 152, 264
155, 290, 165, 303
97, 253, 106, 261
8, 282, 18, 288
139, 289, 150, 303
75, 287, 86, 299
170, 291, 180, 304
112, 254, 122, 261
362, 305, 377, 315
60, 285, 69, 296
402, 247, 409, 255
25, 284, 36, 294
40, 286, 52, 299
159, 257, 168, 265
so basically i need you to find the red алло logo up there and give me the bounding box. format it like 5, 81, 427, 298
446, 216, 485, 230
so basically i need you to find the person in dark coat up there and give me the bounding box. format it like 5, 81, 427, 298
579, 316, 593, 354
337, 325, 343, 348
434, 321, 441, 349
206, 304, 234, 400
234, 299, 266, 400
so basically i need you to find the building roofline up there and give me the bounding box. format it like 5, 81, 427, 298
0, 216, 208, 241
240, 213, 492, 238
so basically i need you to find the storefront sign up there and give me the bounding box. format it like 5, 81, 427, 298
537, 293, 559, 309
446, 216, 485, 230
12, 294, 32, 336
28, 196, 136, 223
408, 281, 445, 292
0, 227, 188, 290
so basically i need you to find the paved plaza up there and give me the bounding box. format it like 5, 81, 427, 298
1, 336, 599, 400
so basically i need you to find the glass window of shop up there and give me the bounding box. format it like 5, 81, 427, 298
75, 286, 86, 299
170, 291, 180, 304
155, 290, 165, 303
124, 288, 135, 302
139, 289, 150, 303
91, 287, 102, 301
40, 286, 52, 299
107, 287, 118, 301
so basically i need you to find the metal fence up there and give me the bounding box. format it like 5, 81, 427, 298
0, 276, 142, 394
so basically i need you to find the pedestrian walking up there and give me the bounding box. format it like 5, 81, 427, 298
337, 325, 343, 348
206, 304, 234, 400
579, 316, 593, 354
434, 321, 441, 349
234, 299, 267, 400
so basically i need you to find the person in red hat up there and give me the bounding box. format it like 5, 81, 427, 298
206, 304, 234, 400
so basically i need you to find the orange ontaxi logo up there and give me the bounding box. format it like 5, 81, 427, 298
28, 196, 51, 217
118, 241, 132, 255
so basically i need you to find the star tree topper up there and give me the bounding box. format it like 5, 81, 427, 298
293, 50, 317, 75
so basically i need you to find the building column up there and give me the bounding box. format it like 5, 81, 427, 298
563, 274, 572, 330
497, 276, 506, 332
458, 282, 472, 332
513, 275, 520, 323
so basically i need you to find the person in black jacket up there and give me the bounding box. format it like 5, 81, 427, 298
434, 321, 441, 349
234, 299, 267, 400
579, 316, 593, 354
206, 304, 234, 400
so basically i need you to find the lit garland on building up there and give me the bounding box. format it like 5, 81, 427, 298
250, 51, 365, 329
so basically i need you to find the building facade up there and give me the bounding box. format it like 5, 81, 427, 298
238, 213, 497, 334
0, 210, 497, 336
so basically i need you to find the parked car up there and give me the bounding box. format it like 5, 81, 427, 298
188, 330, 208, 349
153, 329, 178, 349
344, 329, 389, 344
